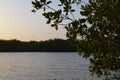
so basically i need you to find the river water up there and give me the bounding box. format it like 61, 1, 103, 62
0, 52, 102, 80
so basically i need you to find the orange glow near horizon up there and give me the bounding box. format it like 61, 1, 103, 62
0, 0, 66, 41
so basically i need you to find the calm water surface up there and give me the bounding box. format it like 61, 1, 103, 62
0, 52, 102, 80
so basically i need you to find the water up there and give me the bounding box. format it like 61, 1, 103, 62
0, 52, 102, 80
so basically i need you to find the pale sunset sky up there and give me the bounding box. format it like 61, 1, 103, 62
0, 0, 66, 41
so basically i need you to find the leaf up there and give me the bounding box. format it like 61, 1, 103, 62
71, 9, 75, 12
46, 19, 51, 24
32, 1, 35, 5
31, 9, 36, 13
58, 4, 62, 6
60, 0, 65, 4
51, 24, 56, 27
80, 11, 89, 16
80, 19, 86, 23
55, 24, 58, 30
47, 1, 52, 4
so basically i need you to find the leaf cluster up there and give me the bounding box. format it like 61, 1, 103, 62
32, 0, 120, 79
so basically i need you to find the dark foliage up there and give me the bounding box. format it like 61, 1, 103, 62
32, 0, 120, 79
0, 39, 75, 52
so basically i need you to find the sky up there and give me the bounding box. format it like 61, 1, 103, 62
0, 0, 66, 41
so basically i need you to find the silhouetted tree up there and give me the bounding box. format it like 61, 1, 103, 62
32, 0, 120, 79
0, 39, 75, 52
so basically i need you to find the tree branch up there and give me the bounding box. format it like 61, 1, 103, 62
46, 5, 74, 22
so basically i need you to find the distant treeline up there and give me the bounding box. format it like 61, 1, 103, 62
0, 39, 76, 52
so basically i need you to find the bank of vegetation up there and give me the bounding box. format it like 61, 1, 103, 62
0, 39, 75, 52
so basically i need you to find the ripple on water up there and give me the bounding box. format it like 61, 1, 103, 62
0, 52, 102, 80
